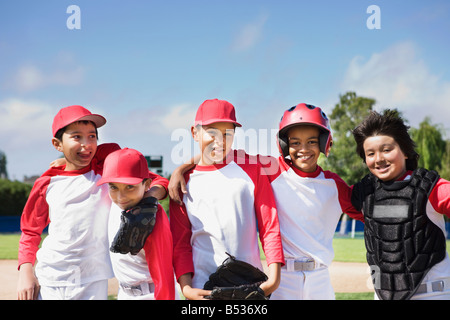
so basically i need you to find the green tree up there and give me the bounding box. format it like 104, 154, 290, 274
319, 92, 374, 186
410, 117, 446, 172
0, 179, 32, 216
438, 140, 450, 181
0, 151, 7, 179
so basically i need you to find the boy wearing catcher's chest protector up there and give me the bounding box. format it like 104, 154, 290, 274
351, 110, 450, 300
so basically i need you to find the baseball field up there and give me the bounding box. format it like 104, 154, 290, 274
1, 233, 448, 300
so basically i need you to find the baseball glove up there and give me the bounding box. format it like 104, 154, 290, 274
203, 253, 269, 300
110, 196, 158, 255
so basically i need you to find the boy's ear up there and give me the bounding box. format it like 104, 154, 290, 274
52, 137, 63, 152
144, 178, 152, 190
191, 125, 199, 141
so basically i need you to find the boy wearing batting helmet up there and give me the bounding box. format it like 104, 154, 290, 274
352, 110, 450, 300
266, 103, 363, 299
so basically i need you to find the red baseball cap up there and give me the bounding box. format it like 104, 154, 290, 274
52, 105, 106, 137
97, 148, 150, 186
194, 99, 242, 127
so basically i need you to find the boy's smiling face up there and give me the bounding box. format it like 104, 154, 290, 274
363, 135, 408, 181
193, 122, 235, 165
108, 180, 151, 210
52, 121, 98, 171
287, 125, 321, 173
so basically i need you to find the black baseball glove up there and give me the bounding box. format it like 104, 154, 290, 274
203, 253, 269, 300
110, 196, 158, 255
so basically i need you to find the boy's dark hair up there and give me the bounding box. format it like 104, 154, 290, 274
54, 120, 99, 141
352, 109, 419, 170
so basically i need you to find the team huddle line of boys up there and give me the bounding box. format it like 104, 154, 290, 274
17, 99, 450, 300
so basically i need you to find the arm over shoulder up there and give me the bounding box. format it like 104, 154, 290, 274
324, 171, 364, 222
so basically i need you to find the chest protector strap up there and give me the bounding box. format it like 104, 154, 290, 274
355, 168, 446, 300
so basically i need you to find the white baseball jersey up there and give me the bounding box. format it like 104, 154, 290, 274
19, 143, 121, 287
108, 202, 176, 300
170, 151, 284, 289
268, 157, 363, 267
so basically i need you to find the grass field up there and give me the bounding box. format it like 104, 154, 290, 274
0, 233, 21, 259
2, 232, 449, 261
2, 233, 449, 300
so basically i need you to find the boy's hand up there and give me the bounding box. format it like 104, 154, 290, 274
168, 167, 187, 205
50, 157, 66, 168
182, 286, 212, 300
17, 263, 40, 300
178, 274, 211, 300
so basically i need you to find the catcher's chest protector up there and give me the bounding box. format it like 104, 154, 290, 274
361, 168, 446, 300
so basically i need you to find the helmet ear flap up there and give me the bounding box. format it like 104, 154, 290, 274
319, 131, 332, 157
277, 131, 290, 158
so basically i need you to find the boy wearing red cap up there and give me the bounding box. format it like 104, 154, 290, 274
169, 99, 284, 300
97, 148, 176, 300
17, 105, 168, 300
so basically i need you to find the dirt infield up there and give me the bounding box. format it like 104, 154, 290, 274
0, 260, 372, 300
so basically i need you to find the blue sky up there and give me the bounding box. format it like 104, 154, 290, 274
1, 1, 450, 180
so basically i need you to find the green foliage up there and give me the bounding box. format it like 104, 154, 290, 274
0, 179, 33, 216
439, 141, 450, 181
320, 92, 374, 185
410, 118, 446, 171
0, 150, 7, 179
159, 196, 169, 215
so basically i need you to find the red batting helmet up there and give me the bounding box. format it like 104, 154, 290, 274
277, 103, 333, 158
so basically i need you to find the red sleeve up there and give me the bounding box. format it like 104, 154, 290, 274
148, 171, 169, 198
92, 143, 121, 173
324, 171, 364, 222
429, 178, 450, 218
169, 172, 195, 281
233, 149, 281, 180
18, 176, 51, 269
245, 162, 285, 266
143, 205, 175, 300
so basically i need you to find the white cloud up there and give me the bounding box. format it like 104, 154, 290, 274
0, 98, 60, 179
0, 98, 55, 142
8, 60, 85, 93
160, 103, 197, 131
230, 12, 269, 53
341, 41, 450, 135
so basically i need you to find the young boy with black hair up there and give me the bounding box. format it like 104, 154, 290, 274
169, 99, 284, 300
352, 109, 450, 300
